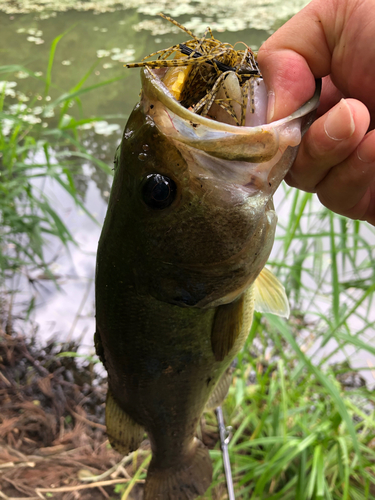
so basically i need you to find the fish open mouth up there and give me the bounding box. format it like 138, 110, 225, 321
126, 16, 320, 196
145, 43, 264, 128
125, 14, 321, 165
140, 66, 320, 165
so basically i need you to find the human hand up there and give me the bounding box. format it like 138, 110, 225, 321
258, 0, 375, 225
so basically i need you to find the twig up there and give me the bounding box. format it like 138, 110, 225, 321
112, 464, 131, 480
69, 409, 106, 430
59, 415, 65, 441
98, 485, 110, 498
0, 371, 12, 387
38, 444, 71, 456
67, 279, 92, 342
35, 478, 144, 498
79, 455, 129, 482
79, 449, 149, 482
19, 341, 49, 377
0, 493, 40, 500
0, 461, 35, 469
0, 446, 38, 462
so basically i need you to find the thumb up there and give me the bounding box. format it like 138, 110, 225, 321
257, 48, 317, 122
257, 0, 335, 122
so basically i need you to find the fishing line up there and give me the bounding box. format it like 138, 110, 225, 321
216, 406, 235, 500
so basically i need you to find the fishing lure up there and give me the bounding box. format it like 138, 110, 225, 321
126, 13, 262, 125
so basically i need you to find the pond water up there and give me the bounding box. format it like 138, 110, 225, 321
1, 0, 375, 384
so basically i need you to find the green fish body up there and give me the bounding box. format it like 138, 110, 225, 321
95, 67, 320, 499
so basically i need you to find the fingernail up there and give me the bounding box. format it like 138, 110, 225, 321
357, 132, 375, 163
324, 99, 355, 141
267, 90, 275, 123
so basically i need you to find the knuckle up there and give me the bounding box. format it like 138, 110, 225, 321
285, 163, 318, 193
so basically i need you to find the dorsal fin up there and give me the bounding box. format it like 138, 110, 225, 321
254, 267, 290, 318
211, 295, 245, 362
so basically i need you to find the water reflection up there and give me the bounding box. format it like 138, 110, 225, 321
80, 129, 119, 201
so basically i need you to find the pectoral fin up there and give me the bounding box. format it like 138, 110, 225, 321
211, 295, 245, 362
254, 267, 290, 318
106, 389, 144, 455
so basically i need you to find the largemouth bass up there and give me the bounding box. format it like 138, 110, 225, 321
95, 21, 320, 500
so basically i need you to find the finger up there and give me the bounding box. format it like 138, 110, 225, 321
316, 76, 345, 118
257, 0, 345, 121
257, 48, 317, 122
316, 130, 375, 225
286, 99, 370, 192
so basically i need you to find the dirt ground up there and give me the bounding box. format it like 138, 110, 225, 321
0, 324, 146, 500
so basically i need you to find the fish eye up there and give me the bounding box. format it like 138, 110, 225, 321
141, 174, 177, 209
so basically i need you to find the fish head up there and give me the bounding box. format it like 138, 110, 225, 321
104, 68, 320, 308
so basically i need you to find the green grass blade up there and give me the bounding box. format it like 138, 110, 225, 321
329, 211, 340, 326
120, 453, 151, 500
44, 26, 75, 98
267, 315, 362, 461
47, 74, 130, 115
338, 437, 350, 500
